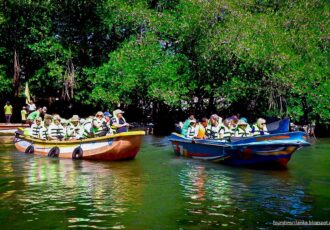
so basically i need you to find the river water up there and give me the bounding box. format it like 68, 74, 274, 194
0, 136, 329, 229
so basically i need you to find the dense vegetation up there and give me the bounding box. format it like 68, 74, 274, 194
0, 0, 329, 124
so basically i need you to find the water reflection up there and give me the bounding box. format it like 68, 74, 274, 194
0, 153, 144, 229
178, 162, 313, 228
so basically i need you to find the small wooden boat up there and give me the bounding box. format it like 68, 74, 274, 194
169, 131, 310, 167
169, 119, 310, 167
0, 123, 29, 135
15, 131, 145, 161
0, 123, 29, 145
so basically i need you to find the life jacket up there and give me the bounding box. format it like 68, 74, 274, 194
186, 125, 197, 138
48, 124, 65, 140
206, 123, 221, 139
30, 124, 42, 138
111, 116, 127, 133
92, 118, 109, 137
251, 124, 268, 136
235, 126, 252, 137
196, 124, 206, 139
67, 123, 83, 138
220, 125, 232, 139
82, 119, 93, 138
39, 126, 49, 140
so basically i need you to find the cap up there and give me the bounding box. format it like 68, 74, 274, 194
113, 109, 124, 116
104, 111, 111, 117
238, 119, 248, 125
71, 115, 79, 122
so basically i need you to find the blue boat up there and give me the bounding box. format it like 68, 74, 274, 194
168, 119, 310, 167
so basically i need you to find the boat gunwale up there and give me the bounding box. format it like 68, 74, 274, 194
168, 131, 310, 148
16, 131, 145, 145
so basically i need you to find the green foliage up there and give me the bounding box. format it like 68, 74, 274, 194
0, 0, 328, 123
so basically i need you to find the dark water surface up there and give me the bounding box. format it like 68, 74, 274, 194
0, 136, 329, 229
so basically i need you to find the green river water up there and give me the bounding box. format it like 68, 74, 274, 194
0, 136, 329, 229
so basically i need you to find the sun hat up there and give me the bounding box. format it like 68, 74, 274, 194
71, 115, 79, 122
113, 109, 124, 116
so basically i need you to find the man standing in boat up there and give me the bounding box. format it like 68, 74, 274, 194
111, 109, 129, 133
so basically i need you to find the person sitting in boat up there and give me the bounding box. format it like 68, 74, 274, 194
27, 107, 47, 126
48, 115, 65, 140
81, 116, 94, 138
29, 117, 43, 139
206, 114, 222, 139
196, 117, 208, 139
60, 119, 70, 140
92, 111, 111, 137
111, 109, 129, 133
181, 114, 195, 136
39, 114, 52, 140
234, 118, 252, 137
186, 119, 198, 138
67, 115, 83, 139
104, 111, 112, 124
219, 119, 233, 140
251, 118, 269, 136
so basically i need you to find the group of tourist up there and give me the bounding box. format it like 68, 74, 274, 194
179, 115, 268, 140
27, 109, 129, 141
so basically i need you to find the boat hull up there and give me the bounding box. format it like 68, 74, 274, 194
15, 131, 145, 161
169, 132, 309, 167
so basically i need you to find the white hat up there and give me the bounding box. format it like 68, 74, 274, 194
190, 119, 197, 123
113, 109, 124, 116
42, 106, 47, 112
71, 115, 79, 122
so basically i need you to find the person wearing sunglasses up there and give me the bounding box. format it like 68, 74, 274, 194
92, 111, 111, 137
251, 118, 269, 136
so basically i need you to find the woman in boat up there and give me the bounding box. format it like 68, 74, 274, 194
251, 118, 269, 136
29, 117, 43, 139
39, 114, 52, 140
234, 118, 252, 137
186, 119, 198, 138
111, 109, 129, 133
220, 119, 233, 140
206, 114, 222, 139
93, 111, 111, 137
48, 115, 65, 140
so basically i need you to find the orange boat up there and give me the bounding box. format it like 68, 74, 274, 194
14, 131, 145, 161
